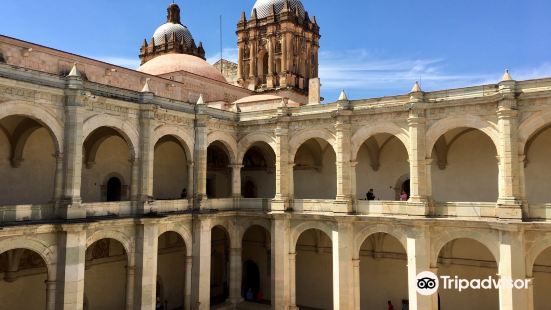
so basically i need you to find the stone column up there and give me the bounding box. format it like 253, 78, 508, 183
194, 116, 208, 207
184, 256, 193, 310
288, 252, 297, 309
497, 103, 523, 219
138, 105, 156, 209
55, 225, 86, 310
408, 109, 430, 215
518, 156, 527, 202
229, 247, 244, 305
271, 215, 290, 309
187, 162, 194, 199
191, 217, 212, 310
273, 124, 290, 211
237, 41, 244, 81
60, 87, 85, 219
332, 222, 355, 309
130, 158, 139, 201
46, 279, 56, 310
406, 227, 437, 310
125, 265, 135, 310
230, 164, 243, 198
352, 258, 360, 310
52, 152, 64, 202
335, 118, 353, 213
134, 221, 159, 309
498, 230, 530, 310
349, 161, 358, 202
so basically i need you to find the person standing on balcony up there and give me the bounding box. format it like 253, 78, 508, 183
400, 191, 408, 201
366, 189, 376, 200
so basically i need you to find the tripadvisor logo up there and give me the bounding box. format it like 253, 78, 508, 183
416, 271, 531, 296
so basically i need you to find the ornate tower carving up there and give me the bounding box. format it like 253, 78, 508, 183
139, 3, 205, 65
236, 0, 320, 97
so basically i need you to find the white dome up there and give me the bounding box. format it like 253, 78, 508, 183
252, 0, 306, 19
152, 22, 194, 48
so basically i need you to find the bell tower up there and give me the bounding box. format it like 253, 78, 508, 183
236, 0, 320, 102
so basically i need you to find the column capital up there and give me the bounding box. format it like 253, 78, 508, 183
228, 164, 244, 169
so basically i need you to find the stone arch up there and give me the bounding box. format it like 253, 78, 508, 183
152, 124, 194, 161
426, 115, 499, 156
431, 229, 499, 266
351, 123, 410, 161
158, 223, 192, 253
519, 109, 551, 155
207, 131, 238, 163
239, 219, 272, 243
82, 114, 139, 160
526, 233, 551, 276
0, 236, 57, 280
237, 132, 276, 164
354, 224, 408, 258
289, 128, 336, 161
291, 221, 335, 251
86, 230, 134, 265
0, 101, 63, 154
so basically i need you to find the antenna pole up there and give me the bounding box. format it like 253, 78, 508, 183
220, 15, 223, 73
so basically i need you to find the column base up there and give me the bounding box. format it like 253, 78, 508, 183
497, 199, 523, 220
406, 200, 429, 216
56, 198, 86, 219
333, 198, 353, 213
271, 197, 290, 212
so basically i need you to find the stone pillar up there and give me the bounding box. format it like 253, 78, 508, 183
332, 222, 355, 309
518, 155, 527, 202
229, 247, 243, 305
55, 226, 86, 310
52, 152, 64, 202
46, 280, 56, 310
138, 105, 156, 208
408, 109, 431, 216
134, 221, 159, 309
230, 164, 243, 198
191, 217, 211, 310
350, 161, 358, 202
187, 162, 194, 199
184, 256, 193, 310
271, 215, 290, 309
130, 158, 139, 201
268, 36, 274, 74
352, 258, 360, 310
335, 118, 353, 213
288, 252, 297, 309
498, 230, 529, 310
497, 103, 523, 219
273, 124, 290, 211
406, 228, 437, 310
125, 265, 135, 310
60, 88, 85, 218
194, 116, 208, 207
237, 41, 244, 81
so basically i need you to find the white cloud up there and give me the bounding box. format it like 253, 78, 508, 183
206, 47, 238, 64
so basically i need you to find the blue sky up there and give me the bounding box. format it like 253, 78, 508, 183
1, 0, 550, 101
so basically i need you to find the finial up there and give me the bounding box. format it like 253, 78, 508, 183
67, 63, 81, 78
141, 78, 152, 93
240, 12, 247, 23
251, 8, 258, 20
167, 2, 181, 24
269, 4, 276, 16
312, 16, 317, 25
501, 69, 513, 82
196, 94, 205, 105
411, 81, 422, 93
338, 90, 348, 101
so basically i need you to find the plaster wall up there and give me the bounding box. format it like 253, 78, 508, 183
525, 127, 551, 204
153, 140, 188, 200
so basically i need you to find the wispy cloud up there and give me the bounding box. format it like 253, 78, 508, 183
206, 47, 238, 64
318, 49, 551, 100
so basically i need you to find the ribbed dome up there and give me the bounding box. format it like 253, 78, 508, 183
252, 0, 306, 19
152, 22, 194, 47
138, 54, 227, 83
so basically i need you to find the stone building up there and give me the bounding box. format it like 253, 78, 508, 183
0, 1, 550, 310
